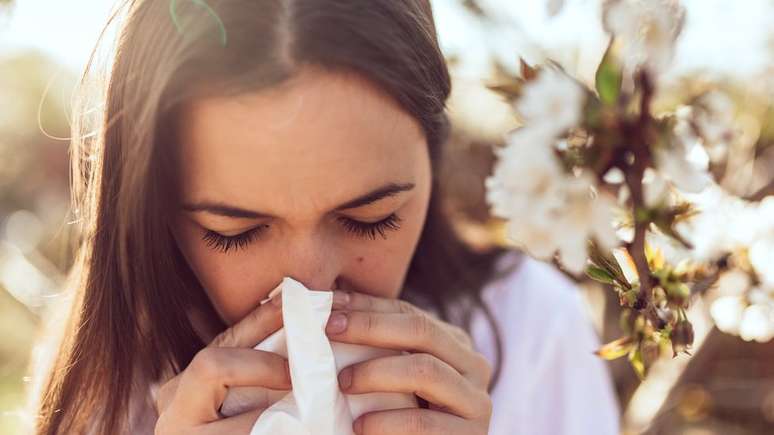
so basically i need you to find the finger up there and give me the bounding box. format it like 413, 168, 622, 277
209, 293, 283, 348
333, 291, 474, 349
332, 290, 411, 314
354, 408, 481, 435
171, 347, 290, 424
191, 407, 265, 434
339, 354, 490, 419
325, 310, 491, 387
155, 374, 182, 416
221, 385, 283, 416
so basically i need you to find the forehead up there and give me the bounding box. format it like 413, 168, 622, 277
174, 68, 427, 216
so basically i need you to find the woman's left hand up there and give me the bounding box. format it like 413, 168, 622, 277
325, 290, 493, 435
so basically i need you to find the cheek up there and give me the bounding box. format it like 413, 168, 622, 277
352, 202, 428, 299
174, 222, 273, 324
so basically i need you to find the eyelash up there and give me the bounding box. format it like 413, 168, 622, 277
201, 213, 403, 254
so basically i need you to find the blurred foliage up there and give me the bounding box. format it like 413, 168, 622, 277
0, 50, 74, 433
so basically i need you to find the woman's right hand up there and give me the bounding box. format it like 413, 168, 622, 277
154, 295, 291, 434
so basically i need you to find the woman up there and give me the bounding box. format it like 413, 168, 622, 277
31, 0, 620, 434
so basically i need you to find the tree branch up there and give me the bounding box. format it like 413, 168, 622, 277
621, 69, 664, 329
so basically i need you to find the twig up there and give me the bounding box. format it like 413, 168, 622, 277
620, 70, 664, 328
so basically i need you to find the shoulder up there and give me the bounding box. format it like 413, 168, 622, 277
472, 251, 620, 435
481, 251, 600, 365
480, 251, 591, 345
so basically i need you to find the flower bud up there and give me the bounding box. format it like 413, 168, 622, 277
665, 282, 690, 306
671, 319, 694, 357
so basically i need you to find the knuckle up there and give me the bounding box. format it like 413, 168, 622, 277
475, 353, 493, 383
188, 347, 223, 382
453, 326, 473, 347
405, 411, 436, 434
481, 357, 494, 387
409, 353, 442, 383
395, 299, 414, 314
471, 390, 493, 421
409, 314, 435, 345
212, 326, 238, 348
366, 295, 376, 311
363, 312, 379, 335
247, 304, 268, 324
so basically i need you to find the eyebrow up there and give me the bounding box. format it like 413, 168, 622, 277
181, 182, 416, 219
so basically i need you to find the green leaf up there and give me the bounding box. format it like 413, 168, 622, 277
587, 242, 631, 289
595, 336, 635, 360
586, 265, 616, 285
595, 38, 623, 106
628, 347, 646, 380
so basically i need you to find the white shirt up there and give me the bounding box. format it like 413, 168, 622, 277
471, 252, 620, 435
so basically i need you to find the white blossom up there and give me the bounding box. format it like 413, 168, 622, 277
693, 91, 736, 149
654, 130, 712, 194
642, 169, 670, 207
603, 0, 685, 74
739, 303, 774, 343
547, 0, 565, 17
487, 65, 617, 274
710, 295, 746, 336
711, 287, 774, 343
748, 197, 774, 287
514, 68, 586, 137
672, 93, 735, 164
553, 173, 620, 272
486, 128, 564, 220
677, 188, 774, 342
676, 184, 759, 261
486, 131, 619, 274
710, 270, 774, 343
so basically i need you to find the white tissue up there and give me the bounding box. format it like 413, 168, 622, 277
219, 277, 417, 434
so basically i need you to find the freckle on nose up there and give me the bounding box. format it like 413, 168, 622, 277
357, 257, 364, 263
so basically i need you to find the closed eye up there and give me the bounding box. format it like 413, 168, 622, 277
201, 213, 403, 254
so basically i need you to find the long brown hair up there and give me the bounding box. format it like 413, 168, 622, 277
32, 0, 515, 433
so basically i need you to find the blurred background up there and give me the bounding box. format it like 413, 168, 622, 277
0, 0, 772, 434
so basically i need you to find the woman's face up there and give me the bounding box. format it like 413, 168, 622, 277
171, 67, 432, 326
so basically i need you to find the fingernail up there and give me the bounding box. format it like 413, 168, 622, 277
332, 291, 350, 308
338, 367, 352, 390
271, 294, 283, 307
326, 312, 348, 334
353, 417, 363, 434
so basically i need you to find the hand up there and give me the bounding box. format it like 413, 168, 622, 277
325, 291, 493, 435
154, 295, 291, 434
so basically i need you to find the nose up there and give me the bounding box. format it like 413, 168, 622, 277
278, 232, 343, 292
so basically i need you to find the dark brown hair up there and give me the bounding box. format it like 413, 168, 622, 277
33, 0, 515, 433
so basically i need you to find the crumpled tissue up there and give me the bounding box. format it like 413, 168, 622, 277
220, 277, 417, 434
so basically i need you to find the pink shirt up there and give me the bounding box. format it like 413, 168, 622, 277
125, 251, 620, 434
474, 252, 620, 435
